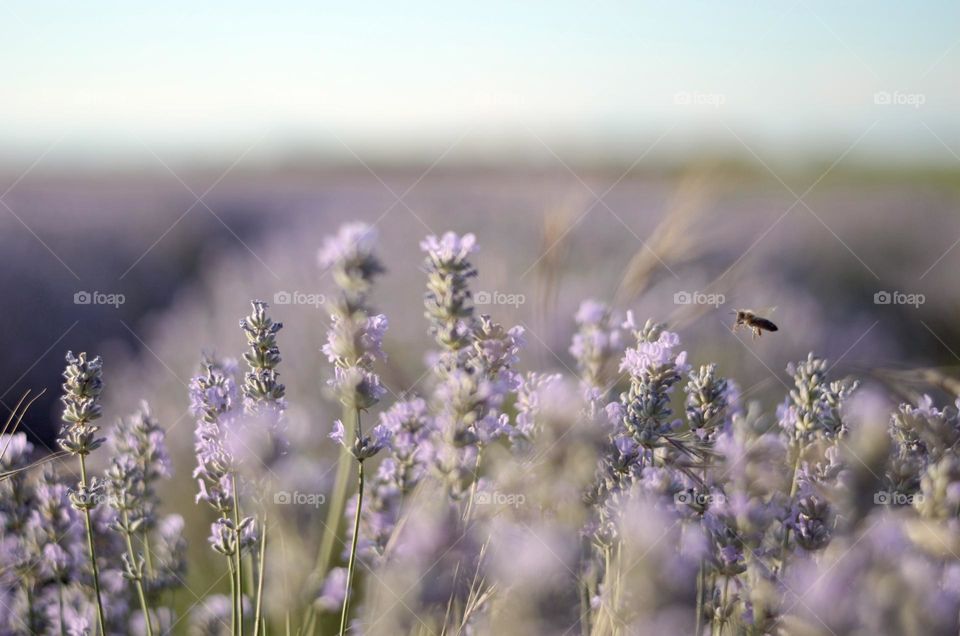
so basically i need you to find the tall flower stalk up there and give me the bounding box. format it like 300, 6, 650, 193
775, 353, 856, 574
239, 299, 286, 636
104, 455, 154, 636
57, 351, 108, 635
191, 358, 255, 634
420, 233, 515, 501
104, 402, 177, 636
312, 222, 385, 622
569, 299, 623, 407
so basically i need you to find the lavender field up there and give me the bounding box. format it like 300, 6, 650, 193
3, 166, 960, 635
4, 1, 960, 634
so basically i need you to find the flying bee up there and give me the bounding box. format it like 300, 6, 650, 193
732, 309, 779, 339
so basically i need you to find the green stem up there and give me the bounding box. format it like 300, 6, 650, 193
718, 577, 731, 635
228, 556, 238, 636
233, 483, 245, 636
254, 518, 268, 636
143, 530, 155, 581
79, 455, 107, 635
777, 445, 803, 575
338, 458, 365, 636
122, 509, 154, 636
316, 406, 357, 577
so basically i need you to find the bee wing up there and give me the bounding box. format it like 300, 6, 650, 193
741, 306, 776, 316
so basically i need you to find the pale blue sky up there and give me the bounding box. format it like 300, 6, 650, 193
1, 1, 958, 167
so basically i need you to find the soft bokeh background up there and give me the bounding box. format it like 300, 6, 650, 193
1, 0, 959, 612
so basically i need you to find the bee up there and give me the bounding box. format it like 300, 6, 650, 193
732, 309, 779, 339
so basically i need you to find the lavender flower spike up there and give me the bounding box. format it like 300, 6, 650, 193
58, 351, 105, 457
421, 231, 478, 351
318, 222, 384, 305
239, 300, 287, 415
570, 299, 622, 401
59, 351, 108, 635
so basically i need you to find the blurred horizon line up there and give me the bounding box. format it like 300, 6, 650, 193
3, 129, 960, 182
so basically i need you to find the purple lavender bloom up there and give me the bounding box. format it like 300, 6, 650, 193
189, 594, 248, 636
684, 363, 730, 443
618, 327, 688, 378
378, 398, 432, 468
58, 351, 105, 457
569, 299, 623, 400
318, 222, 384, 301
503, 372, 562, 451
316, 567, 347, 612
778, 353, 858, 443
791, 487, 833, 551
239, 300, 287, 416
108, 402, 170, 529
421, 231, 478, 350
322, 314, 389, 368
331, 418, 391, 461
420, 231, 477, 265
192, 361, 240, 514
329, 365, 387, 410
329, 420, 345, 447
321, 225, 388, 411
611, 319, 689, 449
